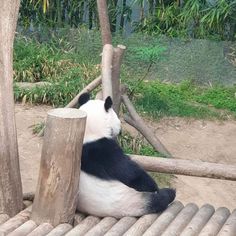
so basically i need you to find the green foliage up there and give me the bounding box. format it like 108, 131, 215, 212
130, 45, 166, 64
32, 122, 45, 134
196, 86, 236, 112
13, 30, 236, 119
118, 131, 161, 156
133, 80, 236, 119
13, 30, 101, 106
117, 130, 172, 187
136, 0, 236, 40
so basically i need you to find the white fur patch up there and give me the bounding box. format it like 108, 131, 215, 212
79, 100, 121, 143
77, 171, 148, 218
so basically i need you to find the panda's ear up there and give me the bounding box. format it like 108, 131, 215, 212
104, 96, 113, 112
78, 93, 90, 106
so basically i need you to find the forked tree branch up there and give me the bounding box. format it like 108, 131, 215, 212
122, 94, 172, 157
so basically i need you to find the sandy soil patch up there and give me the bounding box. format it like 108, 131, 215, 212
16, 104, 236, 210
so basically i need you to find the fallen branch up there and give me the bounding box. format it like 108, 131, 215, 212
131, 155, 236, 181
66, 76, 102, 108
122, 94, 172, 157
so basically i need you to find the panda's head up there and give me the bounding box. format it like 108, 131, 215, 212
78, 93, 121, 143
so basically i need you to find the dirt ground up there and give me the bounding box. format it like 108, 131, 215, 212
16, 103, 236, 211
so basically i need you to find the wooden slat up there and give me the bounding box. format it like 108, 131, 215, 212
161, 203, 199, 236
0, 214, 9, 225
143, 201, 184, 236
104, 217, 137, 236
180, 204, 215, 236
199, 207, 230, 236
85, 217, 117, 236
123, 214, 159, 236
46, 223, 72, 236
0, 207, 31, 235
7, 220, 37, 236
27, 223, 53, 236
65, 216, 100, 236
217, 209, 236, 236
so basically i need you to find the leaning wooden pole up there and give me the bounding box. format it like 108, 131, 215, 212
66, 76, 102, 108
131, 155, 236, 181
0, 0, 23, 216
122, 94, 172, 157
31, 108, 86, 226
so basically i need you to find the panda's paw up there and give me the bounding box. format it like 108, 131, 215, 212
159, 188, 176, 203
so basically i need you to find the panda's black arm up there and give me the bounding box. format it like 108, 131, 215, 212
112, 155, 159, 192
81, 138, 159, 193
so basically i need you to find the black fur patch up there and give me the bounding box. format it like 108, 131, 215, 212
147, 188, 176, 213
81, 138, 158, 192
78, 93, 90, 106
104, 96, 113, 112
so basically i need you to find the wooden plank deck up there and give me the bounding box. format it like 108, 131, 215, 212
0, 201, 235, 236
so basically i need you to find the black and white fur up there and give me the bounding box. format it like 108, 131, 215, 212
77, 93, 176, 218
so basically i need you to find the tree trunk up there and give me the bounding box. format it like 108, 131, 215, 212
31, 108, 86, 226
0, 0, 23, 217
97, 0, 112, 45
89, 1, 93, 30
120, 0, 127, 30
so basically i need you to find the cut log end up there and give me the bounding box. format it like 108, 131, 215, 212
48, 108, 87, 119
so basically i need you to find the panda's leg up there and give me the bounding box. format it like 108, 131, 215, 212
145, 188, 176, 213
77, 171, 176, 218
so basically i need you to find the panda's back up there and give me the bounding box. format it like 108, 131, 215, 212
80, 137, 158, 192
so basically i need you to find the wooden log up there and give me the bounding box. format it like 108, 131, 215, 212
73, 213, 86, 226
95, 90, 103, 100
0, 0, 23, 217
143, 201, 184, 236
122, 94, 172, 157
161, 203, 199, 236
104, 217, 137, 236
123, 214, 159, 236
217, 209, 236, 236
8, 220, 37, 236
101, 44, 114, 99
46, 223, 73, 236
130, 155, 236, 180
65, 216, 100, 236
96, 0, 112, 45
66, 76, 102, 108
23, 200, 32, 208
111, 45, 126, 115
85, 217, 117, 236
31, 108, 86, 226
0, 207, 31, 235
0, 215, 9, 225
180, 204, 215, 236
27, 223, 53, 236
199, 207, 230, 236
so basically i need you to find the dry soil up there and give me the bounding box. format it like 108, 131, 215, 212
16, 104, 236, 211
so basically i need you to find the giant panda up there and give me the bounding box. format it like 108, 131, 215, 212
77, 93, 176, 218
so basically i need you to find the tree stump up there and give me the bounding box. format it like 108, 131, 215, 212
31, 108, 86, 226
